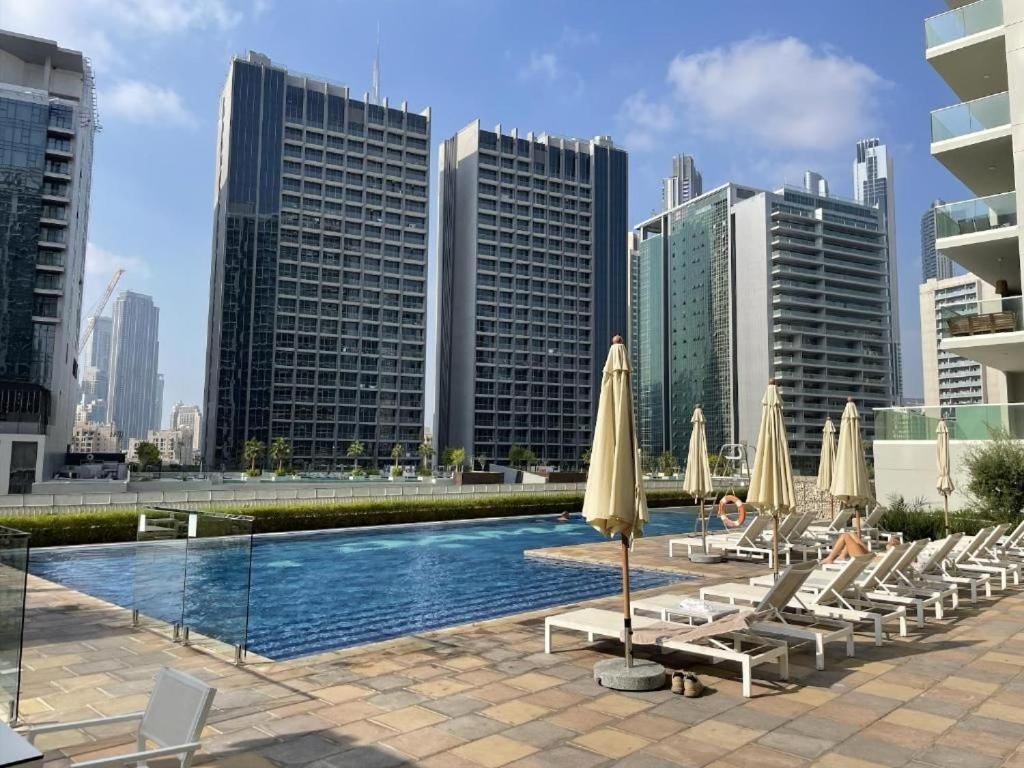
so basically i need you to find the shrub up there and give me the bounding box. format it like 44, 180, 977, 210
880, 494, 991, 540
0, 510, 138, 547
963, 431, 1024, 523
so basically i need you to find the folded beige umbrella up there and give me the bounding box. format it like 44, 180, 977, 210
936, 418, 954, 535
831, 399, 873, 536
746, 382, 796, 577
682, 406, 715, 560
583, 336, 649, 678
817, 417, 837, 520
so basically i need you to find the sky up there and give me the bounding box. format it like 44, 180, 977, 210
1, 0, 967, 425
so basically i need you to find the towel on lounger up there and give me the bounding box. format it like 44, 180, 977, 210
628, 609, 755, 646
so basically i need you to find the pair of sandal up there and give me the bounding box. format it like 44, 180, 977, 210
670, 671, 704, 698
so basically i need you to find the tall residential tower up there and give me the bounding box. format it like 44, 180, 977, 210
435, 122, 628, 465
662, 153, 702, 210
0, 31, 97, 492
203, 52, 430, 469
921, 199, 956, 281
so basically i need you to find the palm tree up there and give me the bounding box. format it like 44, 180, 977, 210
581, 448, 591, 467
346, 440, 365, 470
450, 447, 466, 472
270, 437, 292, 473
243, 438, 265, 474
391, 442, 403, 467
418, 441, 434, 470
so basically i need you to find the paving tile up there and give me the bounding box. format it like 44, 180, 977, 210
545, 706, 615, 733
370, 704, 448, 733
258, 733, 344, 765
481, 699, 552, 726
422, 693, 490, 717
314, 684, 373, 704
501, 719, 577, 748
451, 733, 539, 767
571, 727, 650, 759
381, 724, 467, 759
504, 672, 563, 692
582, 692, 654, 717
880, 707, 956, 735
813, 755, 890, 768
912, 745, 1002, 768
437, 713, 509, 740
756, 728, 835, 760
975, 701, 1024, 725
505, 744, 610, 767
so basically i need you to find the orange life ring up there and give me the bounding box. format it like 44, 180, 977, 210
718, 495, 746, 528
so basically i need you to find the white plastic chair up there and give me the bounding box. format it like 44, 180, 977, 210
25, 667, 215, 767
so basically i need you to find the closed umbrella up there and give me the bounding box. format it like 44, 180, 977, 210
583, 337, 661, 690
831, 399, 873, 537
746, 381, 796, 577
817, 417, 837, 520
682, 406, 717, 562
936, 418, 954, 536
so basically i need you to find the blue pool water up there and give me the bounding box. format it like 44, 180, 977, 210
29, 508, 718, 659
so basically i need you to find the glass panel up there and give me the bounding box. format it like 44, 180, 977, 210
182, 512, 254, 653
925, 0, 1002, 48
931, 91, 1010, 141
941, 295, 1023, 337
133, 511, 188, 628
875, 403, 1024, 440
0, 527, 29, 722
935, 192, 1017, 237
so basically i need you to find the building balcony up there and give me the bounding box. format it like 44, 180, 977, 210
940, 295, 1024, 372
875, 401, 1024, 441
931, 91, 1012, 195
926, 0, 1006, 101
934, 192, 1019, 291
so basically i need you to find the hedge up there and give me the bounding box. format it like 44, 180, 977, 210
0, 487, 710, 547
878, 495, 997, 541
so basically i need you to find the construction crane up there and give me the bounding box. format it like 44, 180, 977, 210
78, 268, 125, 355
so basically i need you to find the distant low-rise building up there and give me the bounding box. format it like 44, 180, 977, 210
128, 428, 193, 466
170, 402, 202, 457
71, 422, 120, 454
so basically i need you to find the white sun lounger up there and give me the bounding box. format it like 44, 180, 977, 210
858, 540, 959, 626
669, 514, 768, 558
544, 607, 789, 698
953, 525, 1020, 590
702, 554, 907, 647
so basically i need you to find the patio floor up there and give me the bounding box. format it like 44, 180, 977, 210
16, 532, 1024, 768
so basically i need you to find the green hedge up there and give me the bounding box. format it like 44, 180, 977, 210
0, 487, 704, 547
879, 495, 995, 541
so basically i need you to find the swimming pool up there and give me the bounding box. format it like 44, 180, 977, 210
29, 507, 718, 659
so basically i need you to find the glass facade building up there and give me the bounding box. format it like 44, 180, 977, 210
0, 31, 96, 492
204, 52, 430, 469
435, 122, 628, 465
107, 291, 161, 442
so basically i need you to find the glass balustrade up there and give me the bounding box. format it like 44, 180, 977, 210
875, 402, 1024, 441
935, 192, 1017, 238
0, 527, 28, 723
931, 91, 1009, 142
925, 0, 1002, 48
940, 295, 1023, 338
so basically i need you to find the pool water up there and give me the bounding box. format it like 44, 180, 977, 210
29, 507, 721, 659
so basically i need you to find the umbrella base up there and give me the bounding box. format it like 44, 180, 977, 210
593, 658, 666, 691
689, 552, 724, 564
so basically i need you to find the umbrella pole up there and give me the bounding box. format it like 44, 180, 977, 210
943, 494, 950, 537
699, 497, 707, 554
621, 535, 633, 668
854, 506, 862, 539
772, 512, 779, 580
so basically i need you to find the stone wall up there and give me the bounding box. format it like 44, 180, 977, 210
794, 475, 832, 520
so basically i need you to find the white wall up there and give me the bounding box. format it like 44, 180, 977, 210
0, 435, 46, 496
873, 439, 1017, 509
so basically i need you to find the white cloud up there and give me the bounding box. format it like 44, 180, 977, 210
559, 26, 598, 47
619, 91, 676, 152
105, 80, 196, 126
520, 52, 560, 82
85, 243, 152, 279
666, 37, 885, 151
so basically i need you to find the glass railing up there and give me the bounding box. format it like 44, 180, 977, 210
134, 509, 254, 661
875, 402, 1024, 440
931, 91, 1010, 141
0, 526, 28, 723
941, 295, 1023, 337
935, 192, 1017, 238
925, 0, 1002, 48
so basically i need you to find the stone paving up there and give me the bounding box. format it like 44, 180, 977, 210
15, 532, 1024, 767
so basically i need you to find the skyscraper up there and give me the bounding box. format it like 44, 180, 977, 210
921, 199, 956, 282
203, 52, 430, 469
0, 30, 97, 493
80, 314, 111, 419
662, 153, 702, 210
853, 137, 902, 405
632, 180, 895, 471
435, 121, 628, 465
107, 291, 161, 443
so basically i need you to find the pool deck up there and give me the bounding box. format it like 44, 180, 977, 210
16, 531, 1024, 767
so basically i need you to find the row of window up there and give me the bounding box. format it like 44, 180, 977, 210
282, 86, 427, 135
282, 124, 428, 153
278, 218, 426, 246
278, 261, 425, 283
478, 181, 591, 202
278, 244, 426, 266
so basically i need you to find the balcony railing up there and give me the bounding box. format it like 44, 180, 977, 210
931, 91, 1009, 142
935, 192, 1017, 238
942, 295, 1022, 337
925, 0, 1002, 48
875, 402, 1024, 441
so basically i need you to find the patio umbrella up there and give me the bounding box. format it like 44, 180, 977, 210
583, 336, 654, 688
936, 418, 954, 536
682, 405, 715, 560
817, 417, 837, 520
746, 381, 796, 578
831, 399, 873, 537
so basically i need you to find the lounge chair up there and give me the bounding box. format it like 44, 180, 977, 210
24, 667, 216, 768
701, 554, 907, 646
669, 514, 767, 559
806, 507, 854, 538
951, 524, 1020, 590
858, 540, 959, 626
902, 533, 989, 604
544, 607, 789, 698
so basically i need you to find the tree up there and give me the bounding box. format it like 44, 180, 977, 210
346, 440, 365, 469
475, 453, 488, 471
658, 451, 679, 476
418, 440, 434, 469
964, 431, 1024, 521
581, 449, 591, 467
508, 444, 527, 469
440, 447, 456, 471
270, 437, 292, 473
391, 442, 403, 467
450, 447, 466, 472
243, 438, 265, 475
136, 441, 160, 470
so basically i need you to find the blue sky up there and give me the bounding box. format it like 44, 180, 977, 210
3, 0, 963, 423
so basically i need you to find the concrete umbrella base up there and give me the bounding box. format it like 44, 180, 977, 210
593, 658, 666, 691
689, 552, 724, 564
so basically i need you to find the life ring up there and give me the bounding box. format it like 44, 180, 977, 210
717, 495, 746, 528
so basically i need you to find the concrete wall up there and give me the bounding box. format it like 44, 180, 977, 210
0, 435, 45, 496
873, 439, 1003, 508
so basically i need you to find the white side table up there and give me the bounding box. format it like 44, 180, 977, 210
0, 721, 43, 767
